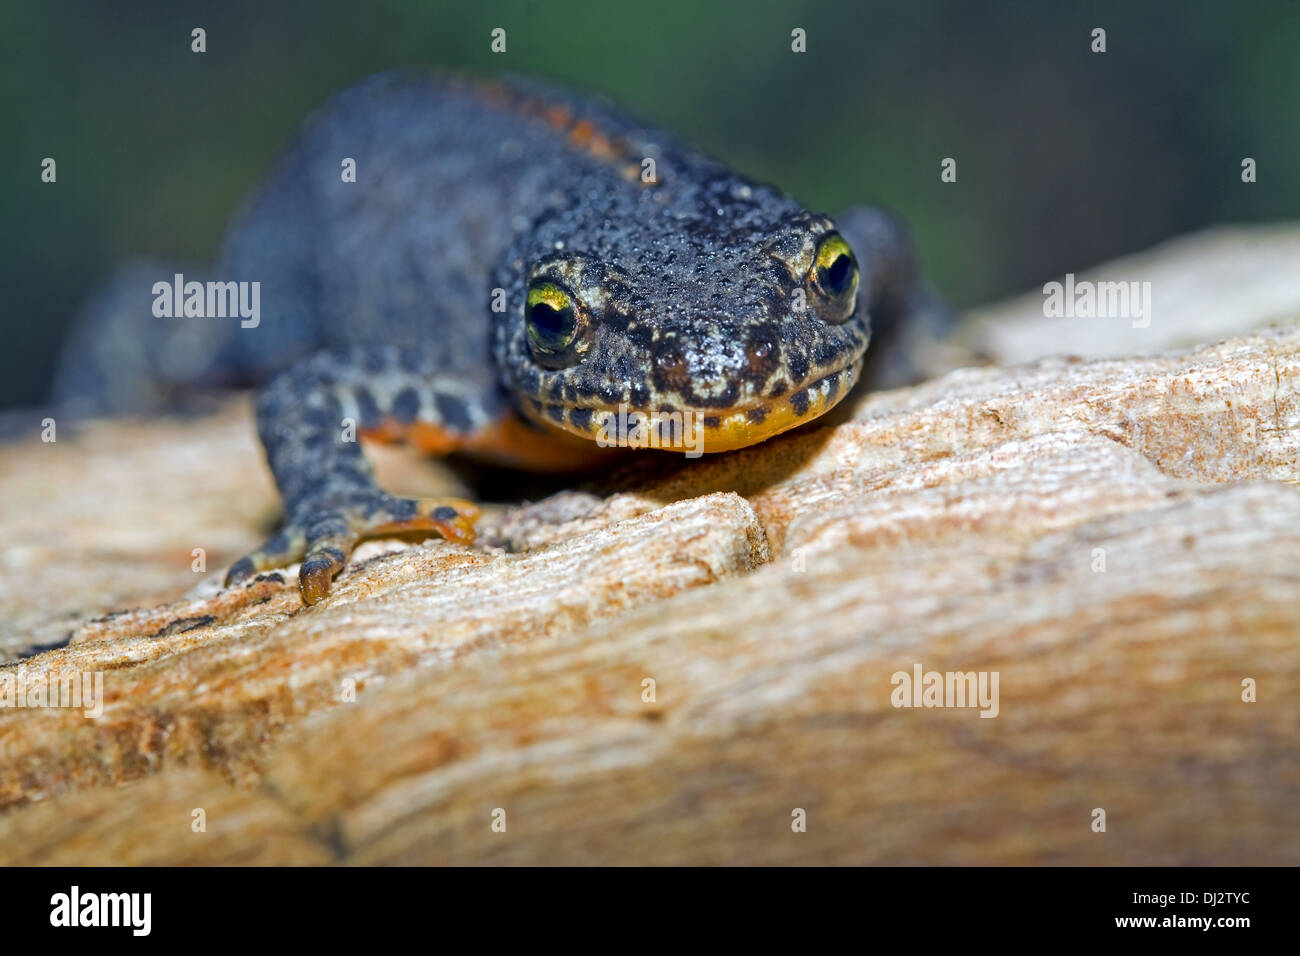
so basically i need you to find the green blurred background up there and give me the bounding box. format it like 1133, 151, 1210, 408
5, 0, 1298, 409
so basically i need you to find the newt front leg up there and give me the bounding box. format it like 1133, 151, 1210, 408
225, 345, 493, 604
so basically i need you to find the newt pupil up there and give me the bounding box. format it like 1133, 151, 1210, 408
529, 301, 575, 350
821, 254, 853, 296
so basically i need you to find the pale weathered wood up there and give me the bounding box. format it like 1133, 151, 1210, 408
963, 223, 1300, 363
0, 230, 1297, 864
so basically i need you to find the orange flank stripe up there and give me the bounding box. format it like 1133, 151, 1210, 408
359, 413, 618, 473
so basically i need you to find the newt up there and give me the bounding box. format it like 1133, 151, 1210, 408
54, 71, 952, 605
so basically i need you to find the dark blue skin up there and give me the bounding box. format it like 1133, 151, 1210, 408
53, 71, 950, 604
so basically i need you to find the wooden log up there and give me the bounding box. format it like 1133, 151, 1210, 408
0, 230, 1297, 864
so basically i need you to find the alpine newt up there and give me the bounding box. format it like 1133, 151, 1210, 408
54, 71, 951, 604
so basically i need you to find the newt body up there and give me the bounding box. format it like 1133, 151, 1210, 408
55, 71, 950, 604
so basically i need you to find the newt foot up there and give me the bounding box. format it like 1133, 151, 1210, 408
225, 494, 479, 605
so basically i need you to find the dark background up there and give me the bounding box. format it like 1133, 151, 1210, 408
5, 0, 1298, 409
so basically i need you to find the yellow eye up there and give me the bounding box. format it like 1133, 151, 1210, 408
526, 281, 583, 353
810, 232, 859, 320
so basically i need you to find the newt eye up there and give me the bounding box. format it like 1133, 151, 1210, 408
809, 232, 859, 322
526, 281, 583, 354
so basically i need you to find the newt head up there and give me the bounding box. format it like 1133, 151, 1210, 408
493, 175, 871, 454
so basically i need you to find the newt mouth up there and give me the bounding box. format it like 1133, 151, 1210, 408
523, 356, 864, 454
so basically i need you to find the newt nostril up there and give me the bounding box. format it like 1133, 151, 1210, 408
652, 342, 690, 392
745, 336, 778, 379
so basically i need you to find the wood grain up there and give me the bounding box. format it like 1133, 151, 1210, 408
1, 231, 1297, 864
